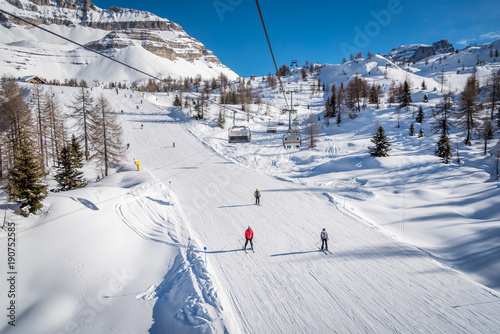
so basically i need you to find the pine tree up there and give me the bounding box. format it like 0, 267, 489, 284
368, 126, 391, 157
435, 131, 453, 164
399, 80, 412, 108
423, 94, 429, 103
55, 136, 86, 191
421, 80, 427, 90
418, 128, 424, 137
416, 105, 425, 123
7, 129, 47, 216
409, 122, 415, 136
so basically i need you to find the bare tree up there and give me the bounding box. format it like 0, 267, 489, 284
43, 90, 66, 167
0, 76, 32, 177
431, 92, 455, 135
438, 68, 447, 93
90, 95, 124, 177
457, 74, 481, 145
70, 87, 95, 161
308, 113, 318, 148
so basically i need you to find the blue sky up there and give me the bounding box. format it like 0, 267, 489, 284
93, 0, 500, 77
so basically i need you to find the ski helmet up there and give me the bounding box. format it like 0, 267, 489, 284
248, 226, 251, 229
323, 228, 326, 231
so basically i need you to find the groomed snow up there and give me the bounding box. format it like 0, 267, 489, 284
2, 64, 500, 332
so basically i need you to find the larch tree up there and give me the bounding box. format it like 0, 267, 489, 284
431, 92, 455, 135
486, 69, 500, 122
457, 74, 481, 145
71, 86, 95, 161
90, 95, 124, 177
0, 76, 32, 178
43, 90, 65, 167
32, 83, 47, 172
308, 113, 318, 148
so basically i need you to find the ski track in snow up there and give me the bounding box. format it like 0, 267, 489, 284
113, 171, 230, 333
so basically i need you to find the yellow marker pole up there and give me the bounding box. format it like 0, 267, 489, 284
135, 160, 141, 171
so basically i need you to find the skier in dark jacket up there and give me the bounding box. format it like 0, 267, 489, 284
321, 228, 328, 251
244, 226, 254, 251
254, 189, 261, 205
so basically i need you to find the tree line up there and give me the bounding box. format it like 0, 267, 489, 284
0, 75, 123, 216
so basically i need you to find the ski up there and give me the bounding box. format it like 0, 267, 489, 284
319, 248, 329, 255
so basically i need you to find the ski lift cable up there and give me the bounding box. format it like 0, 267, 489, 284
254, 0, 290, 110
0, 9, 168, 84
0, 9, 252, 119
0, 8, 280, 127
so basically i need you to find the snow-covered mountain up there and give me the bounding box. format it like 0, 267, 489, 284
0, 0, 238, 82
385, 39, 455, 63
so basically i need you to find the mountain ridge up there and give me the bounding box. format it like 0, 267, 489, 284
0, 0, 237, 82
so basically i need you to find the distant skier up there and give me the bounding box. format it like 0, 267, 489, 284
173, 142, 175, 148
254, 188, 261, 205
141, 124, 143, 129
126, 143, 130, 149
244, 226, 254, 251
320, 228, 328, 251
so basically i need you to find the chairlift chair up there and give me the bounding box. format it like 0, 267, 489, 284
228, 126, 251, 143
282, 128, 301, 148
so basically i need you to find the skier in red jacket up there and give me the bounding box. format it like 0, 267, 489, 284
244, 226, 254, 251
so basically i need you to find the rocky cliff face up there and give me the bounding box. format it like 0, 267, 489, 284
385, 39, 455, 63
1, 0, 221, 65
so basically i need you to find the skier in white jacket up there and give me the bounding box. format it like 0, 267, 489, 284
320, 228, 328, 251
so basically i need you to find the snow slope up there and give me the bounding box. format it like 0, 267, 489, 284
2, 78, 500, 333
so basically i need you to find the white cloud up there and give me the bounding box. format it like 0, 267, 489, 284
457, 38, 475, 46
480, 31, 500, 40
